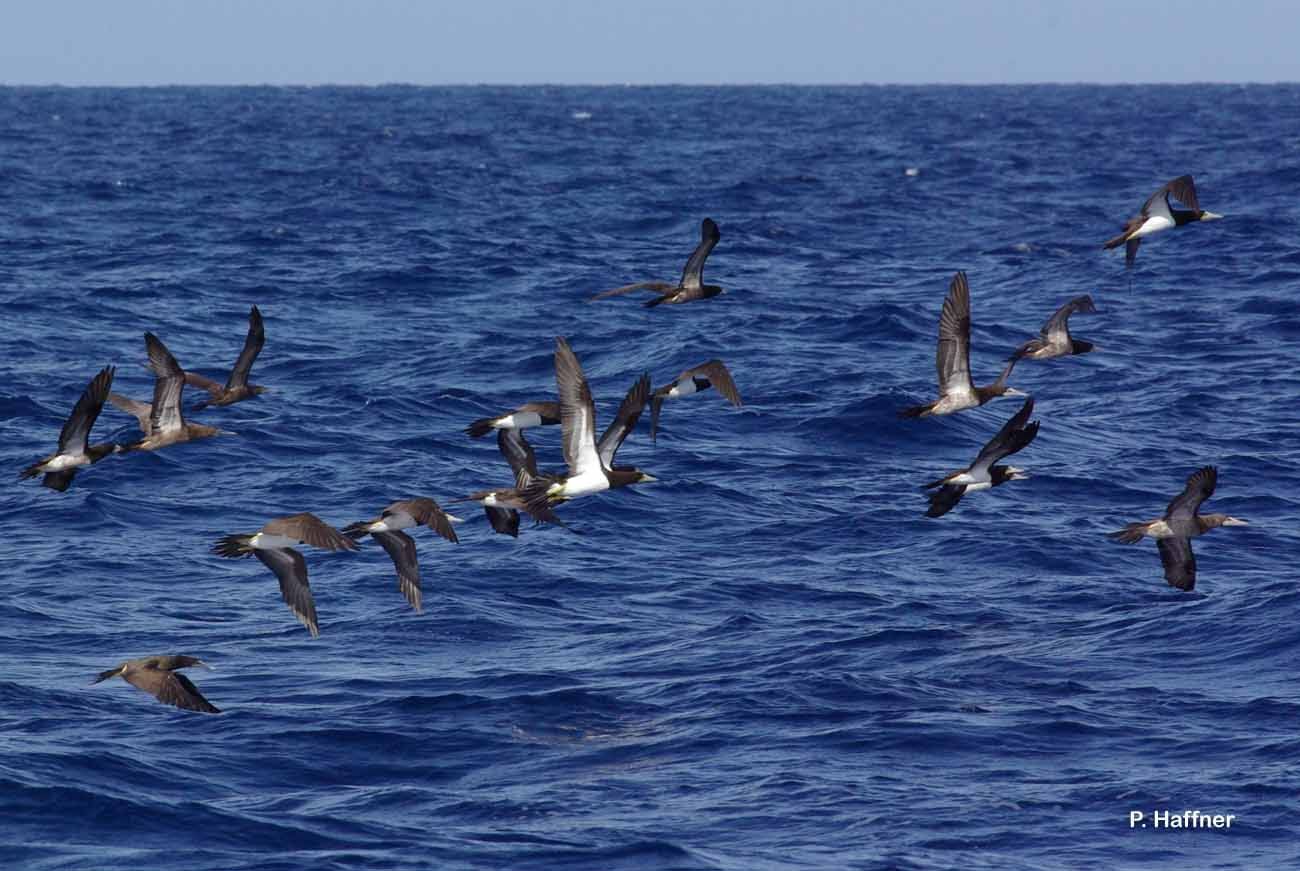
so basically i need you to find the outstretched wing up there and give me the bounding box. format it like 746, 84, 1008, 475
264, 513, 358, 552
144, 333, 187, 435
597, 373, 651, 468
58, 366, 115, 455
227, 305, 266, 390
683, 359, 742, 406
498, 428, 539, 487
554, 337, 602, 478
590, 281, 674, 301
253, 548, 319, 637
679, 218, 720, 290
388, 498, 458, 544
936, 272, 975, 400
373, 530, 422, 613
969, 398, 1038, 475
1164, 466, 1217, 523
1157, 536, 1197, 591
1040, 295, 1095, 343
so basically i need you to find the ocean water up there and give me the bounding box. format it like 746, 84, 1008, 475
2, 84, 1298, 870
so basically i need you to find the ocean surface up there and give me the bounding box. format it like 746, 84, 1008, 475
2, 85, 1298, 870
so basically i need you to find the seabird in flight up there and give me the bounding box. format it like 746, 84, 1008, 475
91, 655, 219, 714
900, 271, 1023, 418
455, 428, 566, 536
1010, 295, 1098, 361
20, 365, 118, 492
590, 218, 724, 307
110, 333, 227, 451
213, 513, 358, 637
923, 397, 1038, 518
521, 338, 655, 511
184, 305, 268, 409
1103, 175, 1222, 267
1107, 466, 1247, 591
465, 401, 560, 439
343, 498, 461, 613
649, 359, 743, 442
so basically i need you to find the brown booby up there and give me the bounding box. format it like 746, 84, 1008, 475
1103, 175, 1222, 267
20, 365, 118, 492
520, 338, 655, 511
649, 359, 742, 442
91, 655, 219, 714
590, 218, 724, 307
184, 305, 268, 409
110, 333, 227, 451
1011, 295, 1098, 361
455, 428, 566, 536
465, 401, 560, 439
900, 272, 1024, 418
923, 397, 1038, 517
1107, 466, 1247, 590
343, 498, 461, 613
213, 513, 357, 637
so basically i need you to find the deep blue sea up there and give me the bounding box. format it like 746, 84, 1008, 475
2, 85, 1299, 870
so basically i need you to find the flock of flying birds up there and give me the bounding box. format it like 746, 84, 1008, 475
22, 175, 1245, 714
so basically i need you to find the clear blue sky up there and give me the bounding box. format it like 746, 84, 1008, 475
3, 0, 1296, 86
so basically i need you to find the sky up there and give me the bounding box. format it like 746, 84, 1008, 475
2, 0, 1297, 86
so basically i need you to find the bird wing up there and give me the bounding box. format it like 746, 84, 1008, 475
1164, 466, 1217, 523
183, 371, 225, 397
554, 337, 602, 478
1125, 237, 1142, 267
597, 372, 651, 468
1160, 175, 1201, 212
485, 506, 521, 537
498, 428, 539, 486
57, 366, 114, 455
925, 484, 967, 518
969, 398, 1038, 475
683, 359, 743, 406
1157, 536, 1197, 591
254, 547, 319, 637
372, 530, 422, 613
227, 305, 265, 389
590, 281, 675, 301
264, 513, 358, 551
1040, 295, 1095, 343
144, 333, 187, 435
124, 667, 220, 714
936, 271, 975, 400
389, 498, 458, 544
109, 392, 153, 433
679, 218, 720, 290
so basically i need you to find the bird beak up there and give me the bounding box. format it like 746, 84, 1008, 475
446, 514, 465, 524
639, 473, 659, 483
196, 660, 213, 670
1201, 211, 1224, 221
1007, 466, 1030, 480
1224, 517, 1249, 527
1004, 387, 1028, 397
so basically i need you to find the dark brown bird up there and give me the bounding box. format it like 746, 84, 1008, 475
213, 513, 357, 637
91, 655, 219, 714
455, 429, 566, 537
900, 272, 1023, 418
649, 359, 742, 442
590, 218, 724, 307
343, 498, 461, 613
465, 401, 560, 439
923, 397, 1039, 518
1107, 466, 1248, 591
110, 333, 227, 451
184, 305, 268, 409
1103, 175, 1222, 267
1010, 295, 1098, 361
20, 365, 118, 492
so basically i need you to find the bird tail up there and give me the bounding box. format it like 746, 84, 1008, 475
650, 396, 665, 442
91, 665, 124, 685
643, 295, 667, 309
212, 534, 256, 558
465, 417, 495, 438
519, 476, 567, 520
1106, 524, 1147, 544
898, 403, 932, 419
1102, 231, 1130, 250
925, 485, 966, 518
340, 521, 372, 541
19, 461, 43, 481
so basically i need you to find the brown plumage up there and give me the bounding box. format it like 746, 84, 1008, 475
465, 401, 560, 439
112, 333, 225, 451
20, 365, 118, 492
650, 359, 742, 442
1107, 466, 1248, 591
213, 513, 357, 637
184, 305, 268, 409
91, 655, 219, 714
1102, 175, 1223, 267
590, 218, 724, 306
1010, 295, 1097, 361
342, 498, 461, 613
